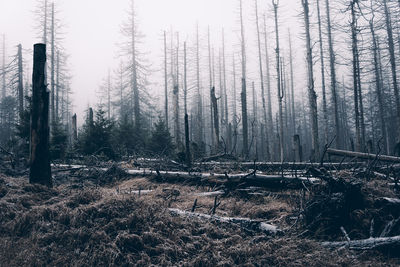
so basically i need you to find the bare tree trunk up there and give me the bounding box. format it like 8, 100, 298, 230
273, 1, 284, 162
356, 45, 366, 151
30, 43, 52, 187
131, 0, 140, 128
288, 30, 296, 136
240, 0, 249, 158
50, 2, 55, 124
17, 44, 24, 117
72, 113, 77, 142
325, 0, 340, 148
350, 1, 361, 152
164, 31, 168, 128
195, 24, 203, 147
370, 19, 388, 154
383, 0, 400, 143
302, 0, 320, 161
222, 30, 229, 146
207, 27, 214, 149
316, 0, 328, 145
211, 86, 220, 149
263, 15, 274, 160
184, 42, 191, 167
255, 0, 270, 160
55, 50, 59, 119
232, 55, 238, 154
173, 33, 180, 145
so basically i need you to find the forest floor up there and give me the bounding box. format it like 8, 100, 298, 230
0, 160, 400, 266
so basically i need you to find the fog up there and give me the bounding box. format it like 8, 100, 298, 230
0, 0, 305, 121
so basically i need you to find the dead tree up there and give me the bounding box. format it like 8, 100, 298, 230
173, 33, 180, 145
211, 86, 220, 148
316, 0, 328, 145
255, 0, 270, 160
325, 0, 340, 148
383, 0, 400, 142
164, 31, 168, 129
30, 44, 52, 187
183, 42, 191, 167
239, 0, 249, 158
273, 0, 284, 162
195, 24, 203, 146
263, 14, 274, 160
302, 0, 320, 161
288, 30, 296, 137
72, 113, 77, 142
369, 5, 388, 154
50, 2, 55, 124
350, 0, 362, 152
207, 27, 215, 149
17, 44, 24, 117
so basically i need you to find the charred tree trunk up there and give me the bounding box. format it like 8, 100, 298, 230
184, 42, 191, 167
30, 43, 52, 187
207, 27, 214, 149
50, 2, 55, 125
55, 50, 60, 120
72, 113, 77, 142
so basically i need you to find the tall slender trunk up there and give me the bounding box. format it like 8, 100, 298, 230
383, 0, 400, 143
131, 0, 140, 128
184, 42, 191, 167
255, 0, 270, 160
173, 33, 180, 145
263, 15, 274, 160
288, 30, 296, 136
207, 27, 214, 149
302, 0, 320, 161
316, 0, 328, 145
232, 55, 238, 154
273, 1, 284, 162
107, 69, 111, 119
370, 19, 388, 153
325, 0, 340, 148
239, 0, 248, 158
356, 44, 366, 151
164, 31, 168, 128
350, 1, 361, 152
50, 2, 55, 124
55, 50, 60, 119
196, 24, 203, 146
222, 30, 228, 141
17, 44, 24, 117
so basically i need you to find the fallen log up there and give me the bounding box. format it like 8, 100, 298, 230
327, 148, 400, 163
125, 169, 319, 189
195, 161, 365, 171
168, 208, 282, 235
321, 235, 400, 250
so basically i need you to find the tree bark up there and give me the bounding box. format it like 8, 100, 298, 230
316, 0, 328, 145
255, 0, 270, 160
240, 0, 249, 158
327, 148, 400, 163
302, 0, 320, 161
273, 1, 284, 162
325, 0, 340, 148
164, 31, 168, 129
30, 43, 52, 187
17, 44, 24, 117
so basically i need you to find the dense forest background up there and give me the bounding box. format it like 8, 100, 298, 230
1, 0, 400, 163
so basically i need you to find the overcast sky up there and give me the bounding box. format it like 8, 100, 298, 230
0, 0, 307, 122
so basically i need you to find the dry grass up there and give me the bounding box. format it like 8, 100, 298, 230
0, 172, 399, 266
